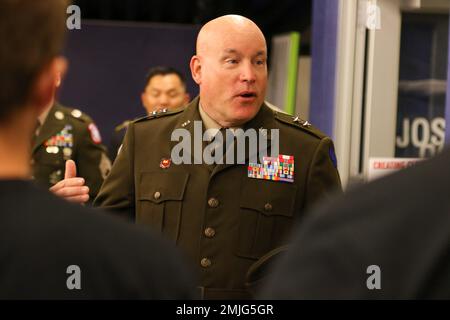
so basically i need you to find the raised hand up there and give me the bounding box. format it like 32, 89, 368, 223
49, 160, 89, 203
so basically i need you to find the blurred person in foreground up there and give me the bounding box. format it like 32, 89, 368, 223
0, 0, 194, 299
262, 148, 450, 299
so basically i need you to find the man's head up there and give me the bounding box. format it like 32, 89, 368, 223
190, 15, 268, 128
141, 66, 190, 114
0, 0, 68, 125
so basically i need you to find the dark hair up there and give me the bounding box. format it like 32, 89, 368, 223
144, 66, 186, 88
0, 0, 69, 122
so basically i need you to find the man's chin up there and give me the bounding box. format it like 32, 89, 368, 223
229, 106, 260, 124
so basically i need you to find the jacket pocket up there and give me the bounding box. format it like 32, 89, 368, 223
137, 171, 189, 243
236, 177, 297, 259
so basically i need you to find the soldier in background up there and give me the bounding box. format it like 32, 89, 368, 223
32, 73, 111, 200
110, 66, 190, 161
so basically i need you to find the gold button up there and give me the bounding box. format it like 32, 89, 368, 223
204, 227, 216, 238
200, 258, 211, 268
154, 191, 161, 200
264, 203, 273, 211
208, 198, 219, 208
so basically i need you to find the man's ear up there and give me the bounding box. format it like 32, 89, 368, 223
140, 92, 150, 112
190, 55, 202, 85
140, 92, 145, 107
29, 56, 67, 115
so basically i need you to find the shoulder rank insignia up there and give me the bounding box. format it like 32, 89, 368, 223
293, 116, 311, 127
248, 155, 294, 183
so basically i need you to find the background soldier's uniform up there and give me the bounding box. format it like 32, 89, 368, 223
32, 102, 111, 199
94, 97, 341, 299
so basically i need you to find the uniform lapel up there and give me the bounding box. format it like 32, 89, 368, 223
169, 97, 205, 166
32, 103, 65, 155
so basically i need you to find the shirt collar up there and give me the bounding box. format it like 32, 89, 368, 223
198, 101, 241, 132
38, 105, 52, 126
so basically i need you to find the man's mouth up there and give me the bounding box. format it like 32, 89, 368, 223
237, 91, 257, 98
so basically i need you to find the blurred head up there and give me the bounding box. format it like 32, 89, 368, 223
190, 15, 268, 128
141, 66, 190, 114
0, 0, 68, 125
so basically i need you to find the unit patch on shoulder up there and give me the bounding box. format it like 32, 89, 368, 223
88, 123, 102, 144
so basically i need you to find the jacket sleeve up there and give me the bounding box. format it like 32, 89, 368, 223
75, 122, 112, 200
94, 122, 135, 220
304, 137, 342, 210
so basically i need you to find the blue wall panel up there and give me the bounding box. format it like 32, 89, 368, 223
59, 20, 199, 148
309, 0, 339, 138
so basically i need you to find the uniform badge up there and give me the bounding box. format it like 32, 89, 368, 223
88, 123, 102, 144
160, 158, 171, 169
44, 125, 73, 151
248, 155, 294, 183
46, 146, 59, 154
63, 147, 72, 159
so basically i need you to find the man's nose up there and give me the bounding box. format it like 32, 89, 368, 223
158, 95, 169, 107
239, 62, 256, 84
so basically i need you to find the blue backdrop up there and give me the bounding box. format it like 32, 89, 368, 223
59, 20, 200, 148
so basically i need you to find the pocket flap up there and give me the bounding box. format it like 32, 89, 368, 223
240, 178, 297, 217
138, 171, 189, 203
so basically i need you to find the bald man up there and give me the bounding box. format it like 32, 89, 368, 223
52, 15, 341, 299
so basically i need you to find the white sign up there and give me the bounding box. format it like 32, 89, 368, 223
367, 157, 422, 181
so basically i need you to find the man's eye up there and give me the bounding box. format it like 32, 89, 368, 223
226, 59, 238, 64
256, 60, 266, 66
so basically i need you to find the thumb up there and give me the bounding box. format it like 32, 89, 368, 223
64, 159, 77, 179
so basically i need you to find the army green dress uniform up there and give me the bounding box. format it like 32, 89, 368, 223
95, 97, 341, 299
32, 102, 111, 199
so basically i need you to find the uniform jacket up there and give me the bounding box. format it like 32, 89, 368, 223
95, 97, 341, 299
32, 102, 111, 199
